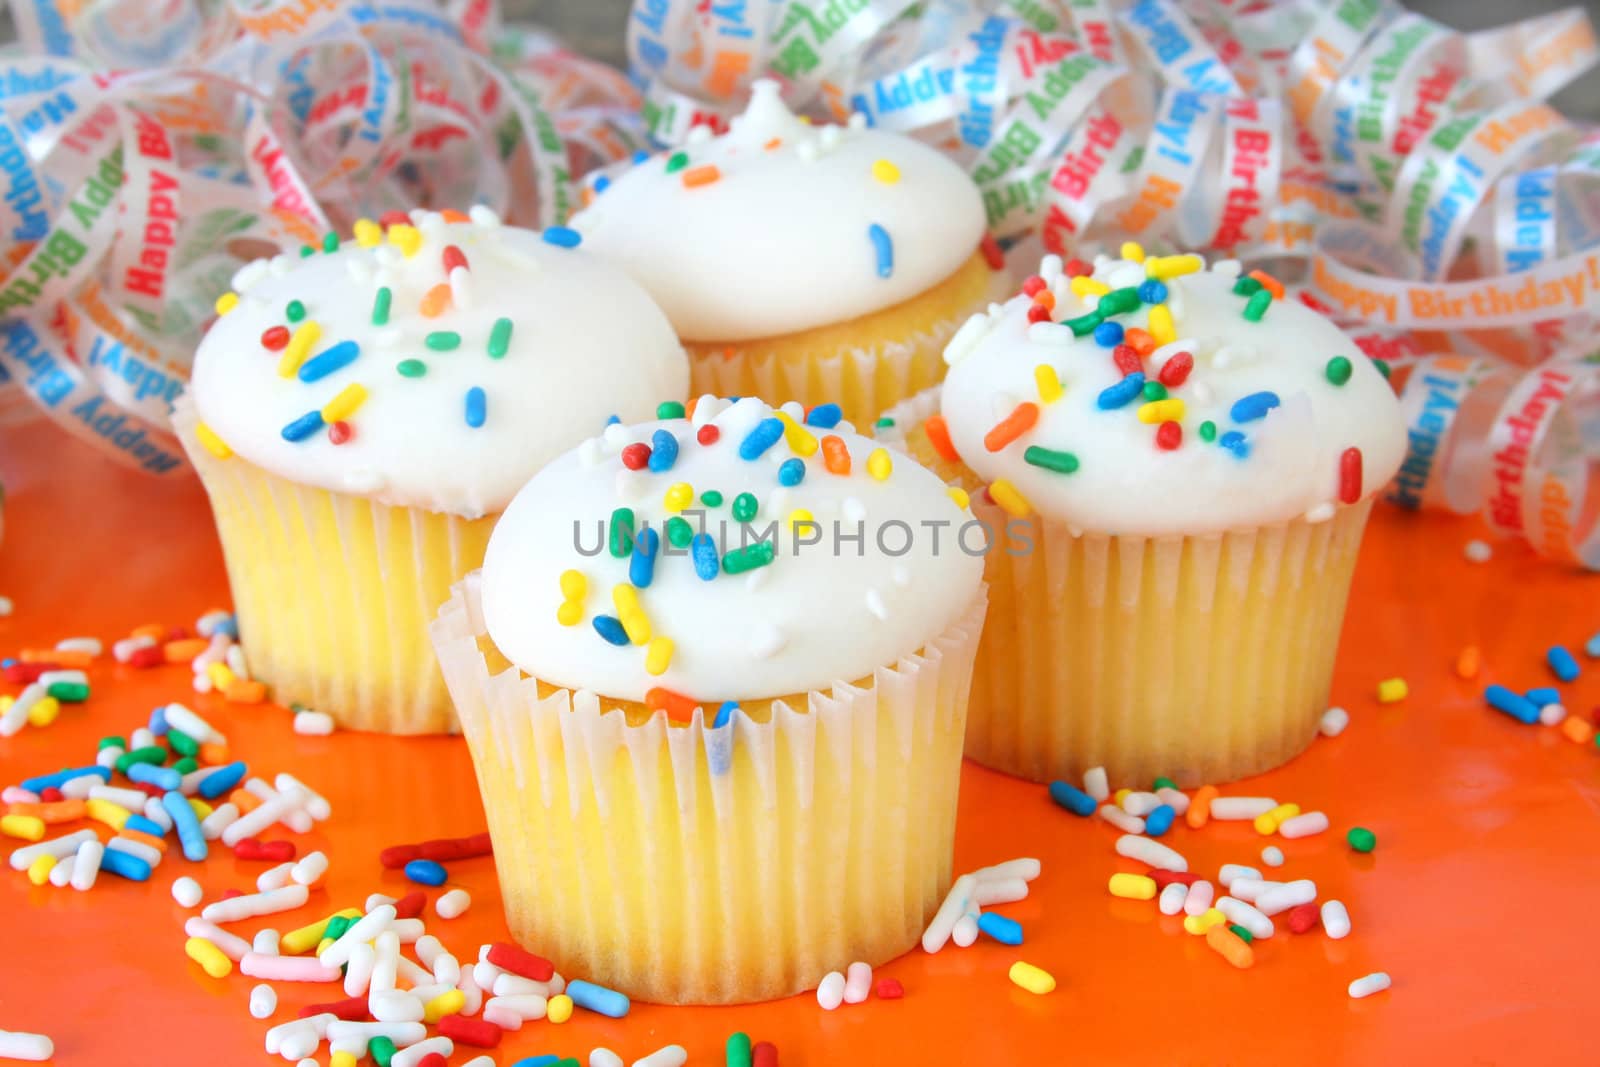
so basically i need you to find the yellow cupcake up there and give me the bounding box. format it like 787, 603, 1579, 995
176, 209, 686, 733
432, 396, 986, 1001
570, 80, 1004, 429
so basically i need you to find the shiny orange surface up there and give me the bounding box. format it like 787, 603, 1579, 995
3, 422, 1599, 1066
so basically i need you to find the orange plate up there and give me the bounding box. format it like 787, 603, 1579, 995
3, 426, 1599, 1066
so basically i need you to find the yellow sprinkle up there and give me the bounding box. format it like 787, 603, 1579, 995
214, 292, 239, 316
547, 993, 574, 1024
26, 696, 59, 728
1008, 961, 1055, 995
871, 158, 900, 183
556, 601, 583, 627
1113, 788, 1130, 806
1120, 241, 1145, 263
775, 411, 818, 456
282, 910, 362, 955
788, 507, 815, 535
1108, 872, 1157, 900
423, 987, 465, 1023
352, 218, 382, 247
277, 321, 322, 378
1, 814, 45, 841
185, 936, 233, 978
1034, 364, 1063, 404
663, 482, 695, 512
26, 854, 55, 885
194, 421, 232, 459
1183, 907, 1226, 935
316, 936, 335, 955
1071, 276, 1110, 298
866, 447, 892, 481
613, 584, 651, 645
988, 478, 1031, 518
560, 569, 587, 601
1137, 398, 1185, 424
188, 797, 213, 819
330, 1053, 358, 1067
1148, 254, 1203, 279
320, 383, 368, 423
1147, 304, 1175, 346
1254, 802, 1300, 835
946, 486, 970, 510
206, 661, 237, 689
1377, 677, 1408, 703
388, 223, 422, 257
645, 636, 674, 676
85, 798, 131, 830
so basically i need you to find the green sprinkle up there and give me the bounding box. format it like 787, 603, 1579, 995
1232, 276, 1262, 296
1199, 420, 1217, 442
1153, 776, 1177, 791
487, 317, 513, 358
1098, 286, 1141, 316
1373, 358, 1391, 379
97, 735, 125, 751
610, 507, 635, 558
1024, 446, 1079, 474
656, 401, 686, 419
286, 299, 305, 322
321, 231, 339, 253
665, 150, 689, 173
722, 541, 775, 574
1325, 355, 1353, 385
731, 492, 759, 522
665, 516, 694, 548
700, 490, 723, 507
115, 746, 167, 774
1064, 311, 1103, 337
1142, 381, 1168, 401
1228, 923, 1254, 944
1347, 826, 1377, 853
396, 359, 427, 378
875, 416, 895, 428
372, 286, 392, 326
47, 681, 89, 702
425, 331, 461, 351
298, 245, 314, 258
727, 1033, 754, 1067
1243, 289, 1272, 322
166, 728, 199, 758
369, 1037, 397, 1067
172, 756, 198, 775
324, 915, 353, 941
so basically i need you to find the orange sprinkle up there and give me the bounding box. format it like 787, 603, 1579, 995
131, 623, 167, 641
684, 397, 699, 420
1562, 716, 1594, 744
764, 137, 781, 150
7, 799, 85, 823
198, 741, 230, 766
644, 686, 698, 723
682, 164, 721, 188
1123, 327, 1155, 356
923, 415, 961, 464
22, 649, 92, 667
1247, 269, 1284, 300
229, 789, 262, 814
163, 638, 209, 663
440, 209, 470, 223
224, 679, 267, 704
1455, 646, 1480, 679
1033, 289, 1056, 311
821, 434, 851, 475
1186, 784, 1218, 829
120, 829, 168, 853
984, 402, 1040, 453
1206, 923, 1255, 968
419, 283, 452, 318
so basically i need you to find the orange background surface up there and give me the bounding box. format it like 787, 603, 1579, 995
2, 421, 1598, 1067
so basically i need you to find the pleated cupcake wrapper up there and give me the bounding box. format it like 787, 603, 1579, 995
173, 395, 492, 734
431, 572, 988, 1004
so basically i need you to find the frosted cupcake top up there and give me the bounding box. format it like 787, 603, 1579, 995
568, 79, 986, 343
481, 396, 984, 707
189, 209, 687, 518
935, 251, 1405, 537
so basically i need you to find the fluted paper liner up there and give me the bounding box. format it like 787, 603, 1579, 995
880, 387, 1378, 787
173, 395, 492, 734
431, 572, 987, 1004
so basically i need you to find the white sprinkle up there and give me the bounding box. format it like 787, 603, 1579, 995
1279, 811, 1330, 839
1114, 834, 1186, 871
436, 888, 471, 920
0, 1031, 53, 1061
1120, 791, 1162, 816
469, 204, 501, 228
1320, 706, 1350, 736
950, 912, 979, 946
1155, 786, 1189, 814
1183, 879, 1214, 916
1212, 258, 1242, 277
294, 711, 335, 736
944, 310, 996, 366
171, 876, 204, 908
1322, 899, 1352, 939
1464, 539, 1492, 562
1217, 864, 1261, 888
843, 961, 872, 1004
1260, 846, 1285, 868
972, 857, 1041, 883
1210, 797, 1277, 821
1097, 805, 1144, 834
254, 929, 280, 956
816, 971, 846, 1010
1348, 971, 1391, 998
1216, 896, 1275, 939
632, 1045, 688, 1067
1256, 878, 1318, 916
250, 984, 278, 1019
1027, 322, 1075, 344
972, 877, 1028, 906
1158, 881, 1187, 915
0, 597, 12, 617
591, 1049, 624, 1067
1226, 877, 1281, 903
291, 850, 329, 886
1083, 766, 1109, 802
1539, 702, 1567, 726
921, 874, 975, 953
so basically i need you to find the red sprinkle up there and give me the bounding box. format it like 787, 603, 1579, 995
486, 943, 554, 981
1149, 869, 1198, 889
752, 1041, 780, 1067
1064, 257, 1091, 277
234, 838, 297, 862
1020, 275, 1046, 297
696, 424, 720, 446
393, 891, 427, 920
875, 978, 904, 1000
442, 245, 469, 273
260, 325, 290, 351
130, 782, 164, 798
301, 996, 368, 1021
379, 210, 410, 228
128, 646, 164, 669
1339, 446, 1363, 503
1026, 303, 1051, 324
979, 232, 1005, 270
1287, 902, 1321, 934
1156, 421, 1182, 451
220, 888, 244, 900
1112, 344, 1143, 378
3, 662, 52, 683
415, 1055, 448, 1067
419, 832, 493, 862
438, 1014, 502, 1048
1157, 350, 1193, 387
620, 443, 651, 471
39, 787, 63, 803
327, 421, 352, 445
379, 844, 421, 869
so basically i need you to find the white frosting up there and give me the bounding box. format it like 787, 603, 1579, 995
570, 80, 986, 342
481, 397, 984, 703
190, 213, 687, 517
939, 256, 1405, 536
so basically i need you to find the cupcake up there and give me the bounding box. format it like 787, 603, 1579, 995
431, 395, 986, 1002
174, 209, 687, 734
569, 79, 1000, 429
880, 251, 1404, 786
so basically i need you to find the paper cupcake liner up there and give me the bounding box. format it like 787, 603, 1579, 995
431, 572, 987, 1004
174, 396, 493, 734
687, 250, 996, 428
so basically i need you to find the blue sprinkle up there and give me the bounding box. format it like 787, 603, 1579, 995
1144, 804, 1176, 836
778, 458, 806, 486
1093, 320, 1125, 347
296, 339, 360, 383
629, 527, 660, 588
465, 386, 487, 428
162, 790, 207, 862
1230, 391, 1281, 423
713, 701, 739, 729
1587, 631, 1600, 658
511, 1057, 563, 1067
977, 912, 1023, 945
128, 762, 181, 791
1547, 645, 1580, 682
593, 615, 630, 646
1137, 279, 1168, 304
197, 761, 248, 800
593, 174, 611, 194
739, 417, 785, 460
565, 979, 631, 1018
21, 765, 107, 794
1048, 780, 1096, 817
631, 149, 650, 164
124, 814, 166, 837
100, 847, 152, 882
0, 658, 12, 668
1524, 686, 1561, 707
281, 409, 325, 442
404, 858, 448, 886
1219, 430, 1250, 458
1486, 684, 1540, 724
149, 705, 169, 735
216, 616, 238, 638
605, 414, 621, 426
648, 428, 679, 472
868, 223, 894, 278
805, 403, 842, 428
1097, 371, 1145, 410
691, 533, 720, 581
542, 226, 582, 248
